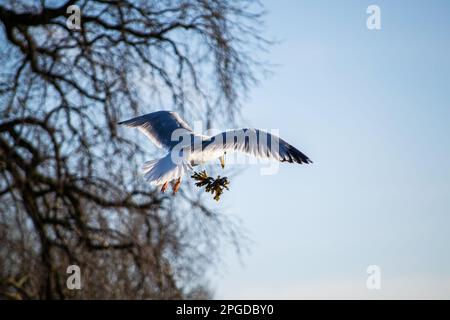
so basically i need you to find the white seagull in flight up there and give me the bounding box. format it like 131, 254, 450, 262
119, 111, 312, 194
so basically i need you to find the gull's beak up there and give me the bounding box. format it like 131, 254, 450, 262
220, 155, 225, 169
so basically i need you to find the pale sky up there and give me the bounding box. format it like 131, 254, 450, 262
212, 0, 450, 299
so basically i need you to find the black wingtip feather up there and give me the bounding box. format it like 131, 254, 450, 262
287, 145, 313, 164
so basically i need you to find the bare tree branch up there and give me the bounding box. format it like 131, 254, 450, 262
0, 0, 266, 299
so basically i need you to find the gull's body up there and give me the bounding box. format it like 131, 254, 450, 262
119, 111, 312, 193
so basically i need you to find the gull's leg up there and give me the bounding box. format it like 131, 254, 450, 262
219, 154, 225, 169
161, 181, 168, 193
173, 177, 181, 194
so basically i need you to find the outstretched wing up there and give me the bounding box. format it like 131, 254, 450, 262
118, 111, 193, 149
203, 128, 312, 164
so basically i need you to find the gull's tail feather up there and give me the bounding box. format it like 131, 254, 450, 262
142, 154, 192, 186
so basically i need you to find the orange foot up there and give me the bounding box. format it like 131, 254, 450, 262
172, 178, 181, 195
161, 181, 168, 193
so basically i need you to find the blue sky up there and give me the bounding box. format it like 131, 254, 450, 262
213, 0, 450, 299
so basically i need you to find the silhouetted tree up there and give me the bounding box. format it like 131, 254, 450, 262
0, 0, 266, 299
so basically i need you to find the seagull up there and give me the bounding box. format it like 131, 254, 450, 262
118, 111, 312, 194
